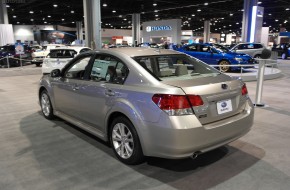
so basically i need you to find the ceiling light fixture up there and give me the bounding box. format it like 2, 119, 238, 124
29, 11, 34, 14
112, 10, 116, 13
257, 1, 262, 4
197, 9, 201, 12
191, 14, 195, 17
230, 13, 233, 16
103, 3, 107, 7
47, 15, 51, 17
53, 4, 58, 7
153, 3, 157, 6
13, 15, 16, 18
204, 2, 208, 6
286, 8, 290, 11
71, 10, 74, 13
6, 5, 10, 8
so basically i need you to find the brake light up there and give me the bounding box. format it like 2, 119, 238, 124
152, 94, 203, 116
241, 84, 248, 95
188, 95, 204, 106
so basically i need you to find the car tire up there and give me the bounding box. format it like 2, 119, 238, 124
218, 60, 231, 72
36, 62, 41, 67
40, 90, 55, 120
110, 116, 144, 165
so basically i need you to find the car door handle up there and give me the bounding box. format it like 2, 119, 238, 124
105, 89, 115, 96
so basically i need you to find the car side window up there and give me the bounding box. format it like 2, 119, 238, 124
64, 56, 91, 79
90, 55, 128, 84
254, 44, 263, 49
185, 45, 197, 51
200, 45, 210, 52
80, 48, 91, 53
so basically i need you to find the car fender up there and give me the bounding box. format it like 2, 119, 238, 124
104, 97, 148, 148
39, 77, 57, 109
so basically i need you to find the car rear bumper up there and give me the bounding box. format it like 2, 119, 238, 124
140, 99, 254, 159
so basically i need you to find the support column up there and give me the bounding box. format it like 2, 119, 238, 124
83, 0, 102, 49
76, 21, 83, 40
0, 0, 9, 24
241, 0, 257, 42
132, 13, 141, 47
203, 20, 210, 43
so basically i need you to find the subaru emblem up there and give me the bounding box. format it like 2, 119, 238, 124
221, 83, 228, 90
221, 102, 227, 108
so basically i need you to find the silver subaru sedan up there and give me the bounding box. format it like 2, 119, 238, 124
39, 47, 254, 165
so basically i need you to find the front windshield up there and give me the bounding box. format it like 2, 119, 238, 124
133, 54, 220, 81
0, 46, 14, 52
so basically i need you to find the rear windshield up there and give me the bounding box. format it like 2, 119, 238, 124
48, 49, 77, 58
133, 54, 220, 81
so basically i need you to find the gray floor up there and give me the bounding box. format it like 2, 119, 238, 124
0, 61, 290, 190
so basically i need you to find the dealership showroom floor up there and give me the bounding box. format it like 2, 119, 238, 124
0, 60, 290, 190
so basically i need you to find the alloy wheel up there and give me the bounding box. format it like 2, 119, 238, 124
112, 123, 134, 159
41, 93, 51, 117
219, 61, 230, 72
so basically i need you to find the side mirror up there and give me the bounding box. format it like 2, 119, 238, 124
50, 69, 61, 78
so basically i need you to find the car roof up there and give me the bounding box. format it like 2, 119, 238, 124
99, 47, 183, 57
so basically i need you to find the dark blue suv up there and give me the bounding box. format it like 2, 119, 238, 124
175, 43, 255, 72
0, 44, 32, 67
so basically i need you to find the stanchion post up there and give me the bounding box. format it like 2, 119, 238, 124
255, 59, 266, 107
20, 54, 23, 67
6, 56, 10, 68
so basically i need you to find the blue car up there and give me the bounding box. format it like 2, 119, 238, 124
175, 43, 255, 72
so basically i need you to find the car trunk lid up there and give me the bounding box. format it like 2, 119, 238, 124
161, 75, 247, 125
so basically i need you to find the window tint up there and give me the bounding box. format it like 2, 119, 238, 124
64, 56, 91, 79
200, 45, 210, 52
49, 50, 77, 58
254, 44, 263, 49
80, 48, 91, 53
0, 45, 15, 52
185, 45, 197, 51
90, 55, 128, 84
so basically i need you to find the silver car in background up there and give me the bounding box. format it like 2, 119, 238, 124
39, 48, 254, 165
230, 42, 266, 58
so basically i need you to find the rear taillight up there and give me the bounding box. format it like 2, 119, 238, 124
187, 95, 204, 107
241, 84, 248, 95
152, 94, 203, 116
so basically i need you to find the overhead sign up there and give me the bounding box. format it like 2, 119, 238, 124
15, 43, 24, 55
146, 25, 172, 32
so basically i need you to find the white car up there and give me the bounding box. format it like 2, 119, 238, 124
42, 46, 92, 74
32, 44, 66, 66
